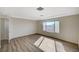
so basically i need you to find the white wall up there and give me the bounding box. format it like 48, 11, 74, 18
0, 17, 9, 40
9, 17, 37, 39
37, 15, 79, 44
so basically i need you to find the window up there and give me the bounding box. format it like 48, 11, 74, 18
43, 21, 59, 33
54, 21, 59, 33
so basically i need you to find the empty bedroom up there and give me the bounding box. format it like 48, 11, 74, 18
0, 7, 79, 52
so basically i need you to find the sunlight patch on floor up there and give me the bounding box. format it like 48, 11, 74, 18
34, 36, 66, 52
56, 41, 66, 52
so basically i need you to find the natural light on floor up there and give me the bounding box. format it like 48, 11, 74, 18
34, 36, 65, 52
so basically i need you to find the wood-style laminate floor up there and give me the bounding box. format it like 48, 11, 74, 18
0, 34, 79, 52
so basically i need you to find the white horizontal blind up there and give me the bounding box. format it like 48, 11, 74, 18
43, 21, 59, 33
55, 21, 60, 33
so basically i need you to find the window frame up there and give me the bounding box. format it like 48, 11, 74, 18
42, 20, 60, 33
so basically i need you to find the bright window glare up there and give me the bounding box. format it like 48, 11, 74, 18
46, 22, 54, 25
55, 21, 59, 33
43, 21, 59, 33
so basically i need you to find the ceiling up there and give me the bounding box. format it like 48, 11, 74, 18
0, 7, 79, 20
